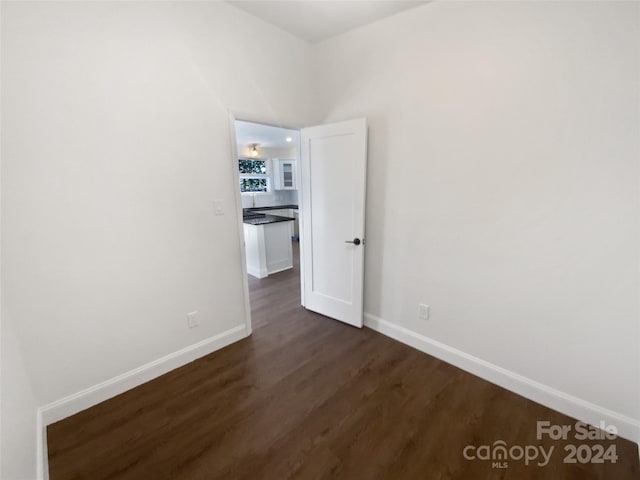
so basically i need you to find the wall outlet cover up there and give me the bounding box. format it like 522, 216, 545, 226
187, 311, 199, 328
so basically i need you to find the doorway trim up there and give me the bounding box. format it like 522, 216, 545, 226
227, 110, 305, 336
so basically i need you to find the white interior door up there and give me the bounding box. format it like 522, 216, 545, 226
300, 118, 367, 328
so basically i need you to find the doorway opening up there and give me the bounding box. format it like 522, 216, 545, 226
231, 116, 368, 333
233, 119, 303, 330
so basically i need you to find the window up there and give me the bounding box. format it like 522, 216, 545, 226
238, 159, 270, 193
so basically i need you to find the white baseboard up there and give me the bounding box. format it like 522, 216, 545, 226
268, 264, 293, 276
364, 313, 640, 446
247, 265, 268, 279
36, 324, 248, 479
267, 259, 293, 275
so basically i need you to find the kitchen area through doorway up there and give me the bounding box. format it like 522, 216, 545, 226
234, 120, 301, 327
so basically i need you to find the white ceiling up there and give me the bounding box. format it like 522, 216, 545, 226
227, 0, 429, 43
235, 120, 298, 149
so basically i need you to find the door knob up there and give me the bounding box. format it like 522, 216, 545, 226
345, 238, 361, 246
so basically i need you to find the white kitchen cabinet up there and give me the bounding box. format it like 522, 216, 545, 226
292, 209, 299, 238
255, 209, 296, 239
273, 159, 296, 190
243, 221, 294, 279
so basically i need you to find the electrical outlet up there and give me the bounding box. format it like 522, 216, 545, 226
187, 311, 199, 328
214, 200, 224, 215
418, 304, 430, 320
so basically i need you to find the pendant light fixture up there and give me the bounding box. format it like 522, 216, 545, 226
250, 144, 259, 157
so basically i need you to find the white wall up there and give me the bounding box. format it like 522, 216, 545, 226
1, 310, 38, 480
1, 1, 314, 475
315, 0, 639, 426
241, 190, 298, 209
3, 1, 639, 476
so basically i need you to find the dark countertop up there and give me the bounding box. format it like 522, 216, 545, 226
243, 204, 298, 213
243, 213, 294, 226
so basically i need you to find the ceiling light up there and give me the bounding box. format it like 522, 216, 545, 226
286, 137, 292, 143
250, 144, 259, 157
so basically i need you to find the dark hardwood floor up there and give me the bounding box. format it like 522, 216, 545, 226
47, 243, 639, 479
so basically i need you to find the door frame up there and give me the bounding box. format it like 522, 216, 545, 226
227, 110, 305, 335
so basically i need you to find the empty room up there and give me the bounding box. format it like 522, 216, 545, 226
1, 1, 639, 479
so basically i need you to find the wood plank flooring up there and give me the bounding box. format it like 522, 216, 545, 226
47, 243, 639, 479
